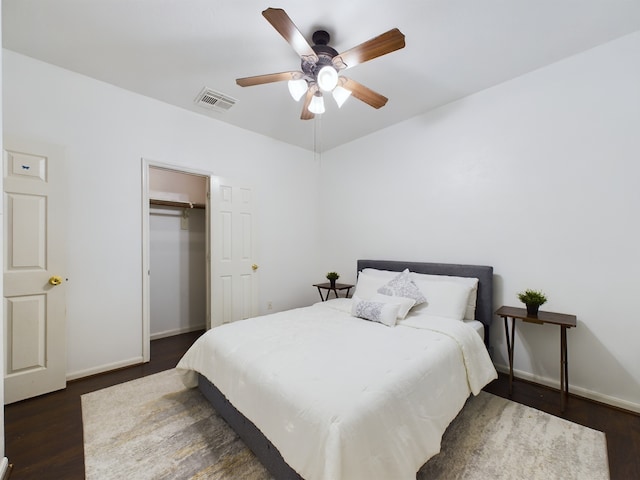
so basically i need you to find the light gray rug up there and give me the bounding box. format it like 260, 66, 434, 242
82, 369, 609, 480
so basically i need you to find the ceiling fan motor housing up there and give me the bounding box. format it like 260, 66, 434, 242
302, 30, 340, 86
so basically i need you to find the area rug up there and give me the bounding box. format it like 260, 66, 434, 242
82, 369, 609, 480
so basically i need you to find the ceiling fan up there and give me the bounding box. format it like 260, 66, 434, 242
236, 8, 406, 120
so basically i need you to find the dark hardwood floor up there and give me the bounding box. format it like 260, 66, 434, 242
5, 331, 639, 479
483, 376, 640, 480
4, 331, 204, 480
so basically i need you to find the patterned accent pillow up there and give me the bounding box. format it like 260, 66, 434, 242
377, 269, 427, 306
351, 295, 400, 327
370, 293, 416, 320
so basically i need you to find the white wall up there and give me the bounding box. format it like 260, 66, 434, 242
150, 207, 206, 339
320, 32, 640, 412
2, 50, 322, 379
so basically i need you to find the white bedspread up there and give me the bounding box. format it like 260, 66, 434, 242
177, 300, 497, 480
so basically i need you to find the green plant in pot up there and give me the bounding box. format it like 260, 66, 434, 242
517, 289, 547, 316
326, 271, 340, 288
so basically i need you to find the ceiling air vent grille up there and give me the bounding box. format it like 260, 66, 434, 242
194, 88, 237, 112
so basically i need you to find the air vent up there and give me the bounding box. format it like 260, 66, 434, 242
194, 87, 237, 112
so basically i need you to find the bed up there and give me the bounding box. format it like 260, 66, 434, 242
177, 260, 497, 480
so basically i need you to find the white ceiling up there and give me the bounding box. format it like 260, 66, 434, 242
3, 0, 640, 152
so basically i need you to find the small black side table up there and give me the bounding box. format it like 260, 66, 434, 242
313, 282, 354, 301
496, 305, 577, 412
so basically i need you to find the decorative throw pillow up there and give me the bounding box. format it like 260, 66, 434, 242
377, 269, 427, 306
351, 295, 401, 327
370, 293, 416, 320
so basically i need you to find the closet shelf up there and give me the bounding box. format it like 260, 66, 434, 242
150, 199, 205, 209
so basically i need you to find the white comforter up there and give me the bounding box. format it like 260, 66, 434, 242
177, 299, 497, 480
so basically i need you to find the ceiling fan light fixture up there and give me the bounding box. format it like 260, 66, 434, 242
288, 78, 308, 101
236, 9, 406, 120
308, 93, 325, 114
332, 85, 352, 108
317, 65, 338, 92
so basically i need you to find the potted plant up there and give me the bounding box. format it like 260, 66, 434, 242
326, 271, 340, 288
517, 289, 547, 316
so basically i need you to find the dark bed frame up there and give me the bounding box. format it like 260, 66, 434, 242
198, 260, 494, 480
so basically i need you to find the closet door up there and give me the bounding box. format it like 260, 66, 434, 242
210, 178, 257, 326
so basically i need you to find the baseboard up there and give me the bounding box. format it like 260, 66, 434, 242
494, 363, 640, 414
66, 356, 144, 381
65, 328, 204, 381
150, 324, 205, 341
0, 457, 12, 480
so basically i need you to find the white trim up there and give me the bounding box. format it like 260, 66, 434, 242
141, 160, 151, 362
494, 363, 640, 414
0, 458, 10, 480
150, 324, 205, 341
66, 356, 144, 381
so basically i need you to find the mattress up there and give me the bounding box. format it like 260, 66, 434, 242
177, 301, 496, 480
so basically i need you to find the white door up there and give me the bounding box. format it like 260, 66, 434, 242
210, 178, 257, 327
3, 138, 67, 404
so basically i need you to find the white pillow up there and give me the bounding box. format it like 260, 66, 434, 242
360, 268, 400, 280
410, 272, 479, 320
351, 295, 400, 327
370, 293, 416, 320
409, 280, 473, 320
353, 269, 397, 300
377, 269, 427, 306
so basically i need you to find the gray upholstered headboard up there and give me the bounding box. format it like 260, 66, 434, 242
357, 260, 494, 347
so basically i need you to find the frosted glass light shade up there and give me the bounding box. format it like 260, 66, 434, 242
288, 79, 308, 101
308, 94, 325, 114
317, 66, 338, 92
332, 85, 352, 108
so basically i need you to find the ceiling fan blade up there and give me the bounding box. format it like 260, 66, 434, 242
336, 28, 405, 69
236, 71, 302, 87
300, 89, 315, 120
342, 78, 388, 109
262, 8, 318, 62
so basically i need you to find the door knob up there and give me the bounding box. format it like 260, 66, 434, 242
251, 264, 259, 271
49, 276, 63, 286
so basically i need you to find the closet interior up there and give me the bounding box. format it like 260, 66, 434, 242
148, 166, 207, 340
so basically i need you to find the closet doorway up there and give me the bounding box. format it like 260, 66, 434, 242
142, 160, 212, 362
142, 159, 259, 362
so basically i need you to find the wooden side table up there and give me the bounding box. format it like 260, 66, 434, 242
495, 305, 577, 412
313, 282, 354, 302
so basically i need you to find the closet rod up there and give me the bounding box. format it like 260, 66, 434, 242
149, 199, 206, 209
